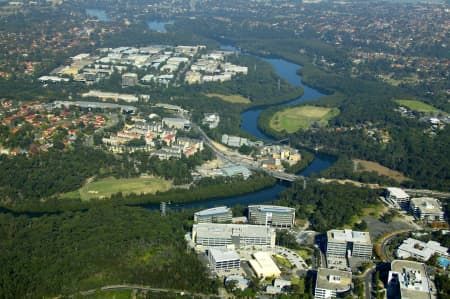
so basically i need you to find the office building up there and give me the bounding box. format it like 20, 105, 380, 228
314, 268, 352, 299
387, 260, 436, 299
386, 187, 410, 209
326, 229, 372, 260
207, 248, 240, 271
410, 197, 445, 222
122, 73, 138, 87
248, 205, 295, 228
194, 206, 232, 223
396, 238, 448, 262
192, 223, 276, 248
162, 117, 191, 130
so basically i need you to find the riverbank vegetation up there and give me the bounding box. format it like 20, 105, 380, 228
312, 157, 404, 186
283, 150, 315, 174
170, 17, 450, 190
0, 206, 219, 298
279, 180, 381, 232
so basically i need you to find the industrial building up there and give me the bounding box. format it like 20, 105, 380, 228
194, 206, 233, 223
162, 117, 191, 130
248, 251, 281, 278
207, 248, 240, 271
82, 90, 139, 103
410, 197, 445, 222
396, 238, 449, 262
387, 260, 437, 299
326, 229, 372, 260
314, 268, 352, 299
192, 223, 276, 249
386, 187, 410, 209
248, 205, 295, 228
220, 165, 252, 179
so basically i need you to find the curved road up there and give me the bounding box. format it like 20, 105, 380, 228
79, 284, 226, 298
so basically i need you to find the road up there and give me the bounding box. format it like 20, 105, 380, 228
78, 284, 227, 298
359, 266, 376, 299
404, 188, 450, 199
193, 124, 302, 182
380, 229, 412, 262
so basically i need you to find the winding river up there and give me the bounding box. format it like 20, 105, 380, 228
141, 44, 336, 211
0, 40, 336, 215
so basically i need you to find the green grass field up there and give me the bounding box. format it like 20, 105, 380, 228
62, 176, 172, 201
205, 93, 251, 104
395, 99, 444, 114
270, 105, 339, 133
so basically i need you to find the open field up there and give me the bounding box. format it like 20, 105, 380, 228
205, 93, 251, 104
270, 105, 339, 133
354, 159, 409, 183
62, 176, 172, 201
394, 99, 444, 114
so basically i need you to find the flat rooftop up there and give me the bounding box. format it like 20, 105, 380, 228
249, 205, 295, 214
411, 197, 443, 214
391, 260, 435, 299
387, 187, 409, 199
209, 248, 240, 263
327, 229, 371, 244
315, 268, 352, 292
193, 223, 275, 238
195, 206, 230, 217
249, 252, 281, 278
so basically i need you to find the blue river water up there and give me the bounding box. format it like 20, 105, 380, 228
241, 57, 325, 141
141, 45, 335, 211
0, 40, 335, 216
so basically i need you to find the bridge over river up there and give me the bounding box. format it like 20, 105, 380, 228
195, 124, 304, 183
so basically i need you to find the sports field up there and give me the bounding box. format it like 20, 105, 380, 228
395, 99, 443, 114
63, 176, 172, 201
269, 105, 339, 133
205, 93, 251, 104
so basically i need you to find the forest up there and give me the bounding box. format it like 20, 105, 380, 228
0, 145, 215, 204
0, 206, 219, 298
278, 181, 380, 232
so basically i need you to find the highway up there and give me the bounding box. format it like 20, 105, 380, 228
194, 124, 303, 182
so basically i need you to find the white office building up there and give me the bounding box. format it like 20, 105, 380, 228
386, 187, 410, 209
396, 238, 449, 262
388, 260, 437, 299
314, 268, 352, 299
208, 248, 240, 271
248, 205, 295, 228
192, 223, 276, 249
410, 197, 445, 222
326, 229, 372, 260
194, 206, 233, 223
